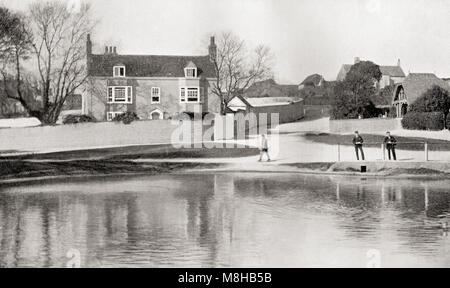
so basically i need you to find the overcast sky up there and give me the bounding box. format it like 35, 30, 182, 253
3, 0, 450, 84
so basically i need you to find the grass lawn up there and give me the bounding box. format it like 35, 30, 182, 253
3, 143, 259, 161
303, 133, 450, 151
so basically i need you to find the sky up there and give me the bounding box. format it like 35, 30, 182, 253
2, 0, 450, 84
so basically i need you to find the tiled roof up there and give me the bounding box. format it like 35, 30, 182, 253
88, 54, 216, 78
394, 73, 450, 104
243, 79, 299, 98
379, 66, 405, 77
300, 74, 323, 86
340, 63, 405, 78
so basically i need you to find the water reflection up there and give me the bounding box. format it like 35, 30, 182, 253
0, 174, 449, 267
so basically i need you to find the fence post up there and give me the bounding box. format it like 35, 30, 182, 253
424, 142, 428, 162
337, 143, 341, 162
381, 143, 385, 161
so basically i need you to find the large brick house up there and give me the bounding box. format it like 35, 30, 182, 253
82, 35, 221, 121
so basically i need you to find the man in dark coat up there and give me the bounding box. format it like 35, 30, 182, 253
352, 131, 365, 161
384, 131, 397, 160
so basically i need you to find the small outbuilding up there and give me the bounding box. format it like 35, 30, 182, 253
227, 96, 304, 124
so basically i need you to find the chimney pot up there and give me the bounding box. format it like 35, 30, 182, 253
397, 58, 401, 67
105, 46, 109, 54
113, 46, 117, 54
354, 57, 360, 64
208, 35, 217, 62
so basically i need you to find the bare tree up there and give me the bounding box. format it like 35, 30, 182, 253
210, 32, 273, 114
0, 7, 36, 118
27, 1, 94, 124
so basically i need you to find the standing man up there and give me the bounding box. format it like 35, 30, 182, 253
384, 131, 397, 161
259, 134, 271, 162
352, 131, 365, 161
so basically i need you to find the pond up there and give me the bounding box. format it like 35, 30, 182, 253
0, 173, 449, 267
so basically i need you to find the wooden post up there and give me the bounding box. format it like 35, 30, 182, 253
424, 142, 428, 161
337, 143, 341, 162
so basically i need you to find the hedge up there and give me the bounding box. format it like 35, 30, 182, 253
63, 114, 96, 125
113, 112, 139, 124
401, 112, 445, 131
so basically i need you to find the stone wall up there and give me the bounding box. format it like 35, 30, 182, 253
0, 120, 213, 154
330, 118, 402, 134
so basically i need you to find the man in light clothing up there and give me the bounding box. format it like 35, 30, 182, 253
259, 134, 271, 162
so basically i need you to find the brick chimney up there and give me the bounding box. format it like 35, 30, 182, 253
86, 34, 92, 55
208, 36, 217, 62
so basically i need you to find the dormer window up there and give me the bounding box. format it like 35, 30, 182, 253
113, 66, 126, 77
184, 61, 198, 78
184, 68, 197, 78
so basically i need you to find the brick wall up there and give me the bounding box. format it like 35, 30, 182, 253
83, 77, 221, 121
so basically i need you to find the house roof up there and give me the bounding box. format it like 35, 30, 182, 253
379, 66, 406, 77
393, 73, 450, 104
300, 74, 323, 86
243, 79, 299, 98
340, 64, 406, 78
88, 54, 216, 78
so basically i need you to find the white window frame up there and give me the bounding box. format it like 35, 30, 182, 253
184, 68, 197, 78
113, 66, 126, 77
107, 111, 125, 121
151, 87, 161, 104
107, 86, 133, 104
180, 87, 200, 103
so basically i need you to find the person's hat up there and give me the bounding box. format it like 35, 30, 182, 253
354, 131, 359, 134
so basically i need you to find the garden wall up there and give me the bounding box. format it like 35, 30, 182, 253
330, 118, 402, 134
0, 120, 213, 154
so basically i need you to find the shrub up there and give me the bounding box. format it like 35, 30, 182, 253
112, 112, 139, 124
409, 85, 450, 116
63, 114, 96, 125
388, 106, 397, 118
401, 112, 444, 131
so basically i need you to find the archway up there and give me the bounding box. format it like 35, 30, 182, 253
149, 109, 163, 120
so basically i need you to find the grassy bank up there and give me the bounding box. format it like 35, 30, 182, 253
303, 133, 450, 151
0, 160, 222, 182
2, 143, 259, 161
283, 161, 450, 178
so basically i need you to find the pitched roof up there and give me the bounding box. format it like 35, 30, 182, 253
88, 54, 216, 78
300, 74, 323, 86
379, 66, 406, 77
339, 63, 406, 78
394, 73, 450, 104
243, 79, 299, 98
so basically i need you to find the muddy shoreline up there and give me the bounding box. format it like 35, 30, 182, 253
1, 159, 450, 185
